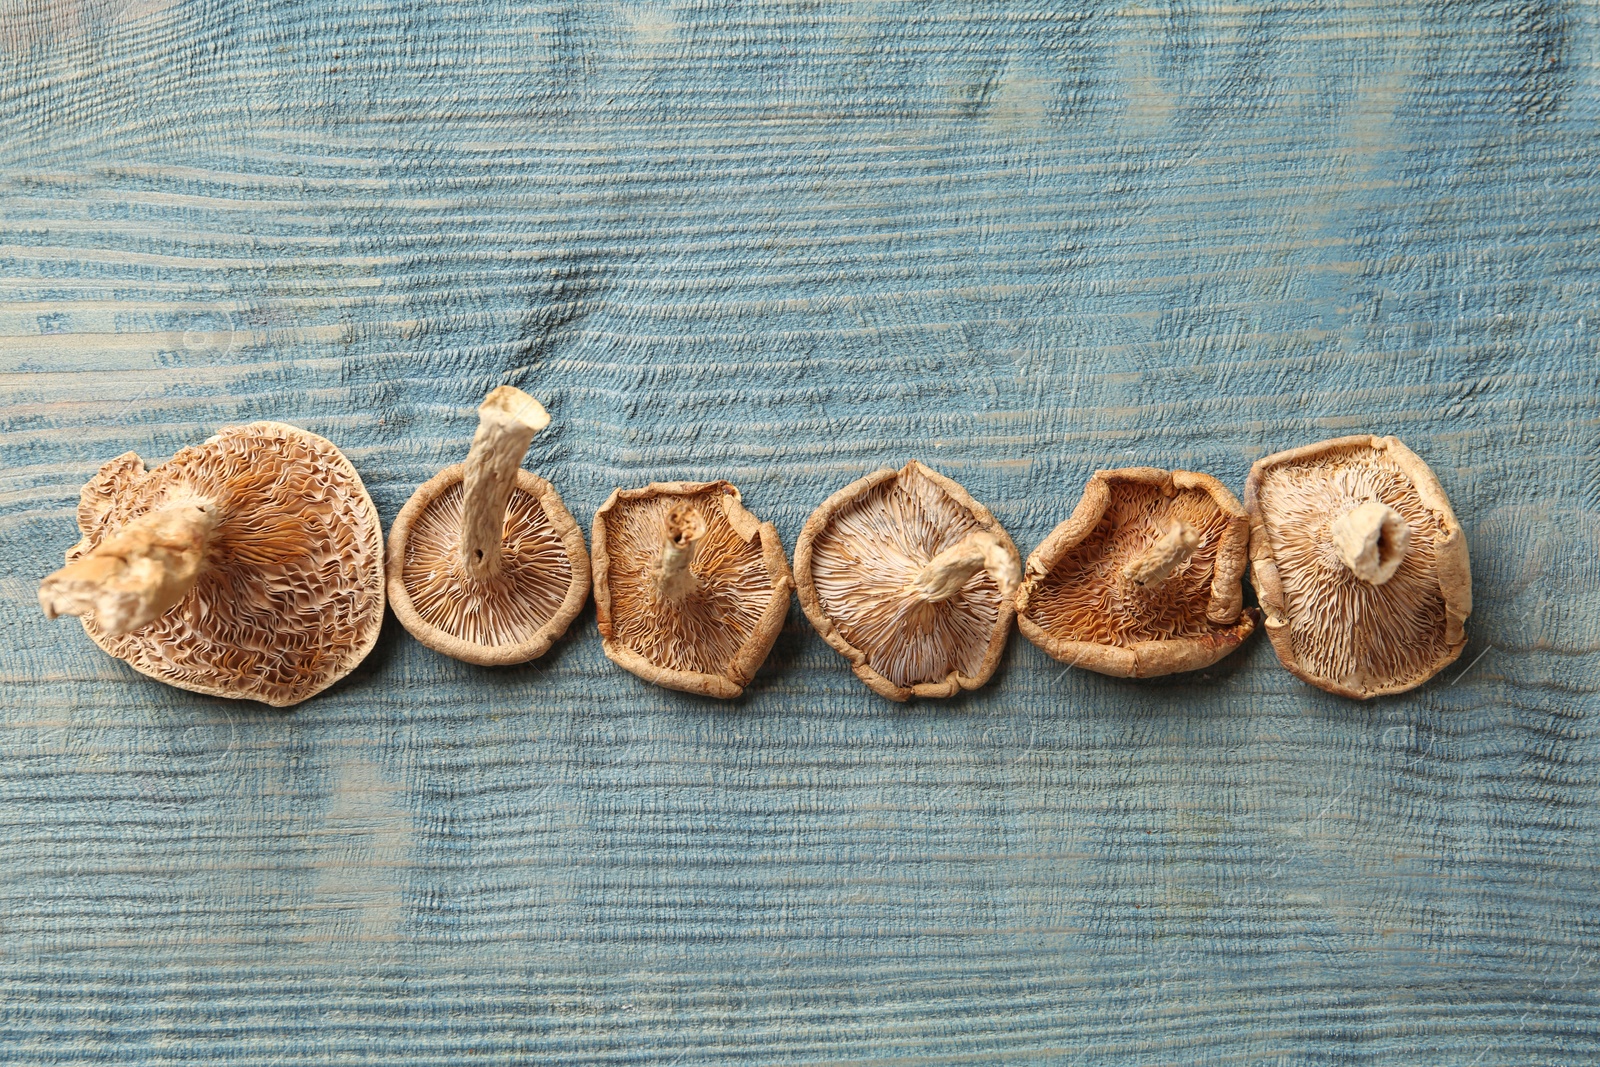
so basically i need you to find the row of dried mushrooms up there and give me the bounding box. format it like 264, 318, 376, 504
38, 388, 1471, 707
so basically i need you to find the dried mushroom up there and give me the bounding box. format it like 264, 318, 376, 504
387, 386, 589, 666
37, 422, 385, 707
592, 481, 792, 698
1245, 434, 1471, 698
794, 461, 1020, 702
1015, 468, 1257, 678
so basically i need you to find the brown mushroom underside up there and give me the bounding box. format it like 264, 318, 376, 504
795, 461, 1019, 702
387, 465, 590, 666
1245, 435, 1471, 699
592, 481, 792, 699
63, 421, 386, 707
1016, 468, 1257, 678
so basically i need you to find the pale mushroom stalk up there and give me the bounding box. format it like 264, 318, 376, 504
907, 530, 1020, 603
649, 505, 706, 601
1122, 519, 1200, 589
460, 385, 551, 581
1329, 499, 1410, 586
38, 497, 219, 636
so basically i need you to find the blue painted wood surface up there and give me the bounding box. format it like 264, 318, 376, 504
2, 2, 1598, 1063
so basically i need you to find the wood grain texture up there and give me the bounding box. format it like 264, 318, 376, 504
2, 1, 1598, 1063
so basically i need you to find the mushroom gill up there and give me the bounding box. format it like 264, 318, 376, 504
796, 461, 1019, 701
1017, 469, 1255, 679
40, 422, 386, 707
1247, 436, 1469, 698
594, 481, 792, 698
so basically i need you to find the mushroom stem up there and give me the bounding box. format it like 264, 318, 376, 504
1329, 499, 1410, 585
38, 498, 219, 636
1122, 519, 1200, 588
460, 385, 551, 580
908, 530, 1019, 603
650, 504, 705, 600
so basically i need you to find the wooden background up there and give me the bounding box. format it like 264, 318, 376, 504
3, 2, 1598, 1063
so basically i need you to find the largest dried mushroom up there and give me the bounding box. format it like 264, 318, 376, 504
1016, 467, 1258, 678
795, 461, 1020, 702
37, 422, 385, 707
592, 481, 792, 699
387, 386, 590, 666
1245, 435, 1471, 698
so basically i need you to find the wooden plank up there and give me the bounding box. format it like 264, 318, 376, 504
1, 1, 1597, 1062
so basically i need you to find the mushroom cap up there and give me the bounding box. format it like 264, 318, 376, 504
1015, 467, 1258, 678
1244, 434, 1472, 699
591, 481, 793, 699
66, 421, 385, 707
387, 464, 590, 666
793, 460, 1020, 702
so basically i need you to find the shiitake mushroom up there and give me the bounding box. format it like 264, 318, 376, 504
387, 386, 590, 666
794, 461, 1020, 702
1245, 434, 1471, 699
591, 481, 792, 699
1015, 467, 1258, 678
42, 419, 1471, 707
38, 422, 386, 707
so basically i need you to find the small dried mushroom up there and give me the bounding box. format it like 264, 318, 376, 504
1245, 434, 1471, 698
1015, 468, 1257, 678
591, 481, 792, 698
387, 386, 589, 666
794, 461, 1021, 702
37, 422, 385, 707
